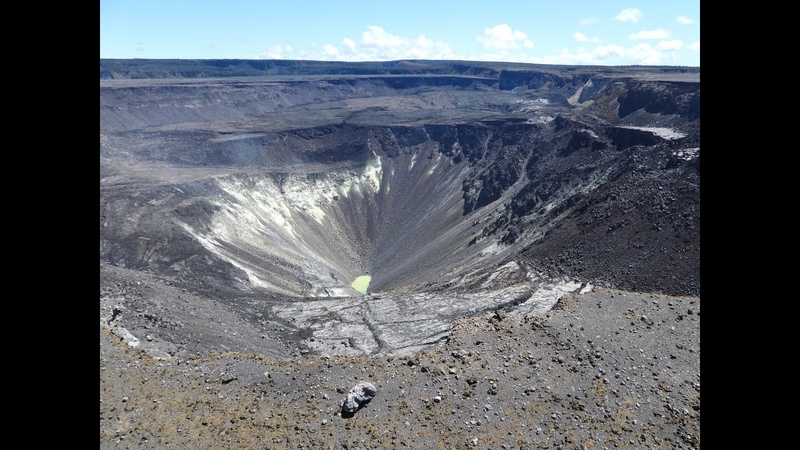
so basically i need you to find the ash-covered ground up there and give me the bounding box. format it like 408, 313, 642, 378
100, 60, 699, 448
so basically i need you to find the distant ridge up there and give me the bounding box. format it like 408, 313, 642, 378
100, 58, 699, 80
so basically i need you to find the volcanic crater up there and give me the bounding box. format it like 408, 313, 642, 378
100, 61, 699, 359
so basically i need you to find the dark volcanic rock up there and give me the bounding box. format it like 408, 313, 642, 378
498, 69, 570, 90
617, 80, 700, 120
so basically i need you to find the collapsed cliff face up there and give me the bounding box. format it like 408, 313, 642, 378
617, 80, 700, 120
100, 64, 699, 358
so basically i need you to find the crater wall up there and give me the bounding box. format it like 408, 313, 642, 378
100, 64, 699, 357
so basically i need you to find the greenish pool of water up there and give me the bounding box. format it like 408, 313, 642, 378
351, 275, 371, 294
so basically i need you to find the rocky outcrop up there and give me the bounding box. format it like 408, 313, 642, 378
498, 69, 570, 91
617, 80, 700, 120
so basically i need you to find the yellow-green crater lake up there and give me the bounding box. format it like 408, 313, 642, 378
351, 275, 371, 294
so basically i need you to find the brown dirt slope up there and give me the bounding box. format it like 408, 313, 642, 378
100, 287, 699, 449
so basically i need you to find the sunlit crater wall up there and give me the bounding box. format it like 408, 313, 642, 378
178, 138, 511, 297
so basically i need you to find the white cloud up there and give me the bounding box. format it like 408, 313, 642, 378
525, 44, 625, 65
555, 49, 598, 64
477, 24, 534, 50
579, 18, 597, 26
490, 37, 695, 66
593, 44, 626, 59
615, 8, 643, 23
531, 43, 667, 66
255, 20, 693, 65
317, 26, 455, 61
260, 44, 293, 59
323, 44, 340, 58
362, 26, 405, 48
630, 29, 671, 40
657, 40, 684, 51
628, 43, 663, 65
520, 44, 627, 66
573, 32, 599, 43
677, 16, 695, 25
507, 37, 698, 66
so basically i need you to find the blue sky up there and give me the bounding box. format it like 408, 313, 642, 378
100, 1, 700, 67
